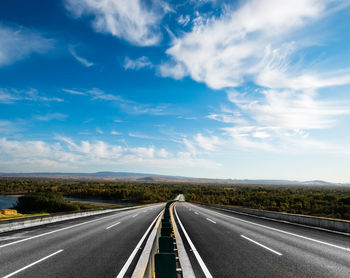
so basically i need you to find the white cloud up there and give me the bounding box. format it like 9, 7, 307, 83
208, 88, 350, 153
124, 56, 152, 70
158, 148, 169, 158
35, 113, 68, 121
177, 14, 190, 26
0, 24, 53, 67
194, 133, 221, 151
96, 128, 103, 134
64, 0, 170, 46
0, 88, 63, 104
111, 130, 120, 135
62, 88, 87, 95
0, 137, 219, 171
227, 89, 350, 130
160, 0, 346, 89
69, 45, 94, 67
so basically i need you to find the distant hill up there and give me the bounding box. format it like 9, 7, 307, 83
0, 172, 348, 186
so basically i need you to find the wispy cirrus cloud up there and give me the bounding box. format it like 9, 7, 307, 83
69, 45, 94, 67
0, 88, 63, 104
0, 23, 54, 67
124, 56, 153, 70
160, 0, 350, 90
64, 0, 171, 46
62, 87, 170, 115
35, 113, 68, 122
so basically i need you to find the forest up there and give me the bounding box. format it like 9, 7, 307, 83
1, 178, 349, 220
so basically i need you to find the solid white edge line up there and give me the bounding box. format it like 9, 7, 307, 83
191, 204, 350, 253
2, 249, 63, 278
174, 206, 213, 278
206, 218, 216, 224
106, 222, 121, 230
0, 205, 158, 249
241, 235, 282, 256
116, 210, 163, 278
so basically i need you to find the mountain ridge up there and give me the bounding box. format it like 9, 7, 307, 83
0, 172, 348, 186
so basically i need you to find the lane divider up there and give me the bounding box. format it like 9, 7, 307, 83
0, 205, 160, 249
206, 218, 216, 224
174, 206, 213, 278
241, 235, 282, 256
191, 204, 350, 253
2, 249, 63, 278
171, 203, 195, 278
106, 222, 121, 230
116, 210, 163, 278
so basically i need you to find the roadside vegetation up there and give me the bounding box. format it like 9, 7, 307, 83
1, 178, 350, 220
14, 192, 96, 214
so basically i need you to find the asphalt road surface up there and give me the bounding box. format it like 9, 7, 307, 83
174, 202, 350, 278
0, 204, 163, 278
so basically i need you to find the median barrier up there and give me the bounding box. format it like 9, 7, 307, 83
155, 253, 177, 278
132, 200, 195, 278
198, 203, 350, 234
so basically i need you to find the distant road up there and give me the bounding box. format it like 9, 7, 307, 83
175, 202, 350, 278
0, 204, 163, 278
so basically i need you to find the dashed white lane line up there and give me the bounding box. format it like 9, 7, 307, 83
206, 218, 216, 224
0, 207, 154, 249
106, 222, 121, 230
194, 212, 199, 215
193, 205, 350, 253
241, 235, 282, 256
174, 206, 213, 278
2, 249, 64, 278
116, 211, 162, 278
132, 214, 139, 218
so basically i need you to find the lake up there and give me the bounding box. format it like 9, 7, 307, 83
0, 195, 19, 209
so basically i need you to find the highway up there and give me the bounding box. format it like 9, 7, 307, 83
174, 202, 350, 278
0, 204, 163, 278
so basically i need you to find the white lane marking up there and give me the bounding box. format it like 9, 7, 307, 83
174, 206, 213, 278
0, 206, 159, 249
194, 212, 199, 215
0, 236, 26, 242
116, 210, 163, 278
241, 235, 282, 256
206, 218, 216, 224
106, 222, 121, 230
193, 205, 350, 253
132, 214, 138, 218
2, 249, 63, 278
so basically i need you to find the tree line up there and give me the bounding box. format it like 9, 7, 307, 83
1, 178, 349, 220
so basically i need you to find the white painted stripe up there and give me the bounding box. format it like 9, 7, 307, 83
132, 214, 138, 218
0, 206, 156, 249
174, 206, 213, 278
206, 218, 216, 224
2, 249, 63, 278
106, 222, 121, 230
193, 205, 350, 253
241, 235, 282, 256
194, 212, 199, 215
116, 210, 163, 278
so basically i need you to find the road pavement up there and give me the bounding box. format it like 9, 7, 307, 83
174, 202, 350, 278
0, 204, 163, 278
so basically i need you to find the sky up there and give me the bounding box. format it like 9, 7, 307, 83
0, 0, 350, 182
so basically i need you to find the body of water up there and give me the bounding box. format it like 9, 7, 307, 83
0, 195, 18, 209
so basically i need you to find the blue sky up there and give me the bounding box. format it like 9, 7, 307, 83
1, 0, 350, 182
